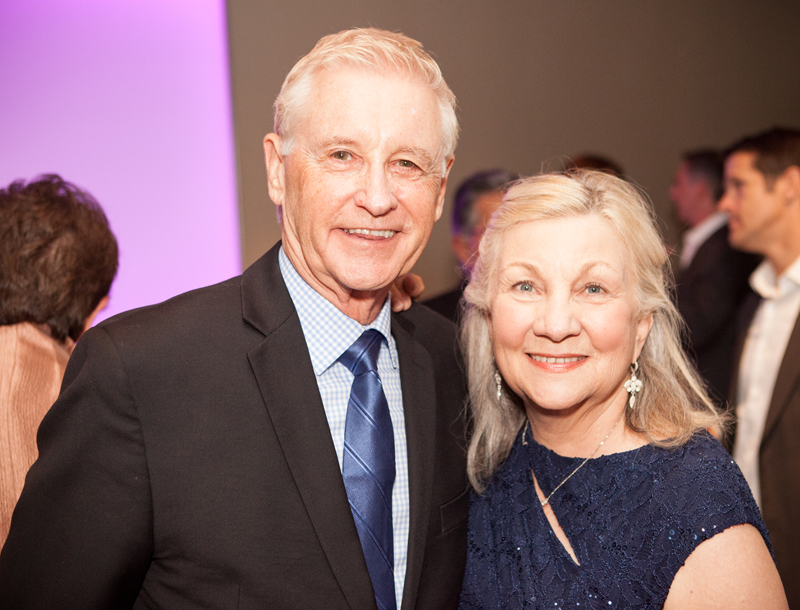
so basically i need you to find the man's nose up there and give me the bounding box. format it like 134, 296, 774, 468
718, 189, 733, 212
357, 166, 397, 216
532, 295, 581, 342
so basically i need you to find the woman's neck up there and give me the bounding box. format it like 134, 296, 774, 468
525, 388, 645, 458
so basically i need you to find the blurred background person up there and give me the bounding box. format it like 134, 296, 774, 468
670, 150, 760, 406
719, 127, 800, 607
459, 171, 785, 608
424, 169, 516, 321
0, 174, 118, 548
564, 153, 624, 177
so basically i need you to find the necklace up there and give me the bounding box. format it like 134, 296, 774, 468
528, 409, 626, 508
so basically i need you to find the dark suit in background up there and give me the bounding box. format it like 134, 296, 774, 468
675, 225, 759, 404
423, 282, 464, 324
0, 245, 468, 609
727, 292, 800, 607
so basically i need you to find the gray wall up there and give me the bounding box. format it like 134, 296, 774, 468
227, 0, 800, 298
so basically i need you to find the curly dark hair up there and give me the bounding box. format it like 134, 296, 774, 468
0, 174, 119, 342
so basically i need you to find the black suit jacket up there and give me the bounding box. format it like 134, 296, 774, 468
675, 225, 759, 404
0, 244, 469, 610
728, 292, 800, 608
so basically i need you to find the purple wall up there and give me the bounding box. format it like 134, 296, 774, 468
0, 0, 241, 324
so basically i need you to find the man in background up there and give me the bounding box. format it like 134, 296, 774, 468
0, 174, 118, 548
424, 169, 515, 321
0, 29, 468, 609
719, 127, 800, 606
670, 150, 759, 405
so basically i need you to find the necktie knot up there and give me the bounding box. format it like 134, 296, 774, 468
339, 329, 383, 376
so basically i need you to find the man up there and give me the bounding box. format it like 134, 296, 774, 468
0, 29, 469, 609
424, 169, 514, 321
669, 150, 759, 405
719, 127, 800, 606
0, 174, 118, 548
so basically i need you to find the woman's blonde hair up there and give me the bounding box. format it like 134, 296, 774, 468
462, 170, 725, 492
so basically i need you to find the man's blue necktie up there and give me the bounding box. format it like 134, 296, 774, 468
339, 329, 397, 610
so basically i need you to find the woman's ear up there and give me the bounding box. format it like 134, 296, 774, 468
634, 311, 654, 360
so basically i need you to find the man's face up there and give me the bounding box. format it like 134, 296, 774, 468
719, 152, 785, 254
669, 162, 704, 226
266, 68, 450, 306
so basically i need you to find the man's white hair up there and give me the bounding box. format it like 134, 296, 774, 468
273, 28, 458, 170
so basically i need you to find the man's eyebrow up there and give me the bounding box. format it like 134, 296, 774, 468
318, 137, 358, 149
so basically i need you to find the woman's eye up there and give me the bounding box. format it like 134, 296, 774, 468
515, 282, 533, 292
586, 284, 603, 295
332, 151, 351, 161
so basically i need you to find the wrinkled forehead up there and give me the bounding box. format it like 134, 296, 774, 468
298, 65, 445, 150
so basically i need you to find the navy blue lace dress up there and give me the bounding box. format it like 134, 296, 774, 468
460, 430, 770, 609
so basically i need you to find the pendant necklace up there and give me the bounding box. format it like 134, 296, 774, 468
528, 409, 626, 508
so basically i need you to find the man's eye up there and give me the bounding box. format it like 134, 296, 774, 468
332, 151, 351, 161
396, 159, 418, 169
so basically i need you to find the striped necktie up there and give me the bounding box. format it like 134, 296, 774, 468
339, 329, 396, 610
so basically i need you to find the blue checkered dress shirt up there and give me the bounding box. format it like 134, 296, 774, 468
279, 247, 409, 608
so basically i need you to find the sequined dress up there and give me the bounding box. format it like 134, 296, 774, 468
460, 431, 770, 609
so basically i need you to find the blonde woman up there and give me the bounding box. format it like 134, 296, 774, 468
459, 171, 786, 609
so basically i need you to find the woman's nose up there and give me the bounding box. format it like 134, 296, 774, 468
532, 296, 581, 342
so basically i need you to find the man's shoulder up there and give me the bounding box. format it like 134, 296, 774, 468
96, 245, 286, 342
98, 274, 245, 337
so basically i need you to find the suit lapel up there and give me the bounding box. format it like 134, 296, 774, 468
391, 314, 437, 610
242, 244, 375, 610
764, 314, 800, 444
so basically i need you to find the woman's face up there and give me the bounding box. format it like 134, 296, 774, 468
489, 214, 652, 415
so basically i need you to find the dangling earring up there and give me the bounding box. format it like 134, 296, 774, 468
495, 370, 503, 402
624, 361, 643, 408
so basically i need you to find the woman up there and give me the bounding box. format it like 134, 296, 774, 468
459, 171, 786, 608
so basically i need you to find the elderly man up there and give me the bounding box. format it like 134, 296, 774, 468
0, 29, 468, 610
719, 127, 800, 607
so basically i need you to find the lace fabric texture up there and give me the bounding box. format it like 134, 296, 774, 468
460, 431, 770, 609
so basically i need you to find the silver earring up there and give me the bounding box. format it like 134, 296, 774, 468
624, 361, 642, 409
495, 370, 502, 401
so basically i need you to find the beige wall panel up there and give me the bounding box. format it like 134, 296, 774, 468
227, 0, 800, 298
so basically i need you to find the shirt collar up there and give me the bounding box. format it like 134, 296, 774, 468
680, 212, 728, 264
750, 254, 800, 300
278, 245, 398, 375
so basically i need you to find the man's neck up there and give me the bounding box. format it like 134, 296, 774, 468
282, 243, 389, 325
765, 206, 800, 275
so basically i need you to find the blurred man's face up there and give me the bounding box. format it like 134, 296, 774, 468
265, 67, 451, 308
669, 161, 714, 227
719, 152, 785, 255
453, 190, 504, 272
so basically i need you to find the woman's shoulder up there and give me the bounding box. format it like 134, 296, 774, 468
640, 432, 771, 553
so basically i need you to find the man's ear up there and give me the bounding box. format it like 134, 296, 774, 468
781, 165, 800, 202
434, 156, 455, 221
263, 133, 286, 208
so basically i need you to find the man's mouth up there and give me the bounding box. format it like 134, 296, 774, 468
343, 229, 397, 238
